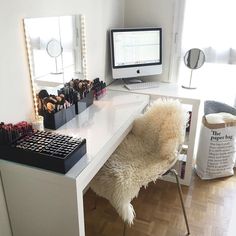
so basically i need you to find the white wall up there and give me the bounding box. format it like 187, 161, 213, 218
0, 178, 12, 236
0, 0, 124, 123
124, 0, 176, 82
0, 0, 124, 234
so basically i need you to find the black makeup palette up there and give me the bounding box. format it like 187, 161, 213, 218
0, 130, 86, 174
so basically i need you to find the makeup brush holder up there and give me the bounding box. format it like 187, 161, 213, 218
75, 90, 94, 114
0, 130, 87, 174
43, 104, 76, 130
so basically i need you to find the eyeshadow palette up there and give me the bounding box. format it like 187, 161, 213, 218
0, 130, 86, 174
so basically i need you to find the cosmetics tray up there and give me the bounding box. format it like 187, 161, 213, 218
0, 131, 86, 174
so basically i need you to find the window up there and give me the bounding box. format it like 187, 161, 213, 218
182, 0, 236, 64
177, 0, 236, 105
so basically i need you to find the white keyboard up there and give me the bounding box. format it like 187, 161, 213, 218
124, 81, 160, 90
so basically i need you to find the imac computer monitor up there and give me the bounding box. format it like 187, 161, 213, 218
110, 28, 162, 80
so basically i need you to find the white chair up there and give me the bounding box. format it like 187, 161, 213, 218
90, 98, 190, 235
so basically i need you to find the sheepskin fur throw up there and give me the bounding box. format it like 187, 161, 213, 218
90, 98, 187, 224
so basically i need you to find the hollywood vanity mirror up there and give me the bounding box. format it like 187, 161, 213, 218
24, 15, 87, 116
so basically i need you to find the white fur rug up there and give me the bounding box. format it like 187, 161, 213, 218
90, 98, 187, 224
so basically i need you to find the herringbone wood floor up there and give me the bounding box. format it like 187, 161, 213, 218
84, 171, 236, 236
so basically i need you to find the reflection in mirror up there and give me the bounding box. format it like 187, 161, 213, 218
182, 48, 205, 89
46, 39, 63, 74
46, 39, 63, 58
24, 15, 87, 116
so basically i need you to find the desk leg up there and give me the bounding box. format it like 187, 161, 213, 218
76, 188, 85, 236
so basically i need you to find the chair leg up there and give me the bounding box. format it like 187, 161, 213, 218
170, 169, 190, 235
123, 223, 127, 236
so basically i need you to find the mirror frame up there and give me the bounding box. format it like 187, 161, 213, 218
23, 15, 87, 118
182, 48, 205, 89
184, 48, 205, 70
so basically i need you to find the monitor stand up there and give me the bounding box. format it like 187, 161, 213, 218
122, 78, 143, 84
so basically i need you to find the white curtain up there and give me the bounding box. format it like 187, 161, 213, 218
182, 0, 236, 64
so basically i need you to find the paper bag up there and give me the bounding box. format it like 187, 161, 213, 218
195, 117, 236, 179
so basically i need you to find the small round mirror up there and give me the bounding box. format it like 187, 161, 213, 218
46, 39, 63, 58
182, 48, 205, 89
184, 48, 205, 69
46, 39, 63, 74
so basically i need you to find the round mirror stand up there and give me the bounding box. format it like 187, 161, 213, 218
182, 48, 205, 90
182, 69, 196, 89
46, 39, 63, 75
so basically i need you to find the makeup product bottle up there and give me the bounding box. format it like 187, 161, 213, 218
32, 116, 44, 131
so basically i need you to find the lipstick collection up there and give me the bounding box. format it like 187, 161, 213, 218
15, 130, 86, 159
0, 122, 87, 173
0, 121, 33, 145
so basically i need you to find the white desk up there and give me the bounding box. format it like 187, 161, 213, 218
0, 90, 149, 236
108, 80, 202, 186
108, 79, 235, 185
108, 79, 236, 106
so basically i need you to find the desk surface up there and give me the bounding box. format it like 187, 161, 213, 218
0, 90, 149, 236
0, 90, 149, 182
108, 80, 235, 107
54, 90, 149, 180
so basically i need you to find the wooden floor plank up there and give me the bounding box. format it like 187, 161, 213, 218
84, 171, 236, 236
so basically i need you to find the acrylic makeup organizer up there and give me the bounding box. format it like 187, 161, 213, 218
0, 130, 86, 174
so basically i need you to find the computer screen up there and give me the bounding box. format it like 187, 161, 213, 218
110, 28, 162, 79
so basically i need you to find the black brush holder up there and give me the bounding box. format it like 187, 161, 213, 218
43, 104, 76, 130
75, 90, 94, 114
